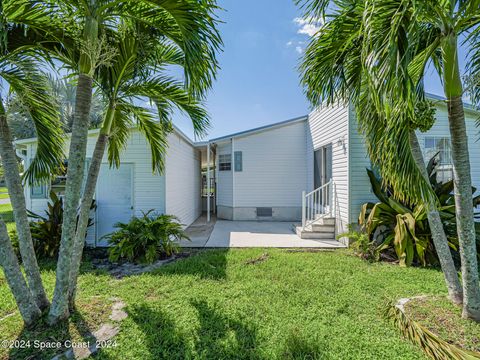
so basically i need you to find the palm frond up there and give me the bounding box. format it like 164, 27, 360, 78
124, 76, 209, 137
0, 55, 64, 184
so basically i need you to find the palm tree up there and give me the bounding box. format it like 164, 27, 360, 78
1, 0, 65, 324
358, 0, 480, 321
67, 29, 210, 308
47, 0, 221, 324
6, 75, 104, 140
297, 0, 464, 305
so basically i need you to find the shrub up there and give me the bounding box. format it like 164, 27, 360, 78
359, 155, 480, 267
106, 211, 189, 264
338, 225, 377, 262
26, 191, 95, 259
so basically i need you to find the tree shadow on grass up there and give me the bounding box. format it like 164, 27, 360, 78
129, 299, 262, 359
8, 304, 114, 360
156, 249, 229, 281
281, 330, 330, 360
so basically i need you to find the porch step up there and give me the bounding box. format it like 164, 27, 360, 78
311, 223, 335, 232
314, 216, 335, 226
293, 224, 335, 240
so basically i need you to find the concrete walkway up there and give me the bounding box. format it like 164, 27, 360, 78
182, 215, 346, 248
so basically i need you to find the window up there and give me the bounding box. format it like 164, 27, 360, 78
234, 151, 243, 172
424, 137, 453, 182
31, 183, 48, 199
219, 154, 231, 171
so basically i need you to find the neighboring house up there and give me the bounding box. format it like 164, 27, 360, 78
16, 94, 480, 246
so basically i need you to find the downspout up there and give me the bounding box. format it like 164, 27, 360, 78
231, 137, 235, 220
207, 142, 210, 222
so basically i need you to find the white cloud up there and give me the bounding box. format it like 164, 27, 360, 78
293, 17, 323, 37
295, 46, 303, 54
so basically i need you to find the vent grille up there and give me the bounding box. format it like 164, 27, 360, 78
256, 207, 273, 217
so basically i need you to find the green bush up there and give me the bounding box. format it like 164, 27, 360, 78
106, 211, 189, 264
338, 225, 377, 262
24, 191, 95, 259
359, 155, 480, 267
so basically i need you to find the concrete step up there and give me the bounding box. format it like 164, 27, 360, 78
311, 224, 335, 232
313, 216, 335, 226
293, 225, 335, 240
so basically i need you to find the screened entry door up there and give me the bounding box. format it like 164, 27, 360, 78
313, 144, 332, 211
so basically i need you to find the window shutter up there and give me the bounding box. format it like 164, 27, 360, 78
234, 151, 242, 172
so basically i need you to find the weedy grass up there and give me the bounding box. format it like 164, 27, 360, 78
405, 296, 480, 353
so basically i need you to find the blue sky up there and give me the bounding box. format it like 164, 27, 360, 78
174, 0, 465, 140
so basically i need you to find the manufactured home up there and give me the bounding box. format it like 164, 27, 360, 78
16, 94, 480, 246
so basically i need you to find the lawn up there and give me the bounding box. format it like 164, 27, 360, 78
0, 249, 451, 359
0, 203, 14, 232
0, 187, 9, 200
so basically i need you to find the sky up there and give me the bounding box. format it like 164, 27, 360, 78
174, 0, 468, 141
174, 0, 315, 140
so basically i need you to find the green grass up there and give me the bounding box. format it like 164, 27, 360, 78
0, 203, 14, 232
406, 296, 480, 352
0, 249, 454, 359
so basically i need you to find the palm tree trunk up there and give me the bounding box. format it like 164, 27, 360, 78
0, 217, 41, 326
67, 104, 115, 308
48, 74, 93, 324
409, 131, 463, 304
0, 103, 49, 311
443, 35, 480, 321
67, 132, 109, 309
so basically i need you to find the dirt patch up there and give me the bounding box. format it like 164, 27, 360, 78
91, 250, 200, 278
405, 296, 480, 353
245, 253, 269, 265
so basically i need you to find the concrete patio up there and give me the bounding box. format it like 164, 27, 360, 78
181, 214, 346, 248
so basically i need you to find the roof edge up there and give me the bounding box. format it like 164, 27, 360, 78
209, 115, 308, 143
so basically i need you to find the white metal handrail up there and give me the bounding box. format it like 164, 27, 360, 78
302, 180, 335, 229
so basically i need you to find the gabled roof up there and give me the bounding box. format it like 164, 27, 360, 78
207, 115, 308, 144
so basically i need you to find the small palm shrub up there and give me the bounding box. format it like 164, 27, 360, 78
359, 155, 480, 267
24, 191, 95, 259
106, 211, 189, 264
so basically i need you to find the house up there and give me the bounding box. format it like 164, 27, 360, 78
16, 94, 480, 246
16, 127, 202, 247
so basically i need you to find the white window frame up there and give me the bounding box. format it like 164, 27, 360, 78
424, 136, 453, 182
219, 154, 232, 171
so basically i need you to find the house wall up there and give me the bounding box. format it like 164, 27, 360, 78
348, 107, 377, 225
23, 128, 199, 247
307, 104, 350, 236
214, 120, 308, 221
215, 142, 233, 219
347, 103, 480, 225
165, 131, 202, 227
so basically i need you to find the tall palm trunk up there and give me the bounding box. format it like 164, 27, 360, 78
67, 105, 114, 308
443, 35, 480, 321
0, 101, 49, 311
409, 131, 463, 304
0, 218, 41, 326
48, 74, 93, 323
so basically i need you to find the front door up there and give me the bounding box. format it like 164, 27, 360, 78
314, 144, 332, 189
96, 163, 133, 247
314, 145, 332, 211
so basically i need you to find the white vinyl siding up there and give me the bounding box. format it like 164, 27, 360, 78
416, 104, 480, 196
348, 107, 377, 225
232, 121, 307, 207
24, 128, 201, 246
165, 131, 202, 227
216, 142, 233, 207
348, 102, 480, 226
307, 104, 349, 234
